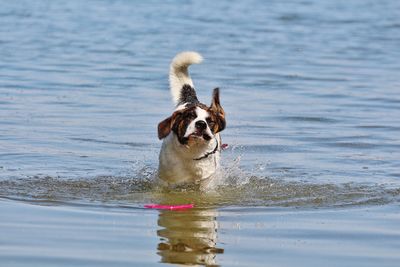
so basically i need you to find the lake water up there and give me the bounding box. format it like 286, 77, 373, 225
1, 0, 400, 266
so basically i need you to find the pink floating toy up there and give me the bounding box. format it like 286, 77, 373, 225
144, 204, 194, 210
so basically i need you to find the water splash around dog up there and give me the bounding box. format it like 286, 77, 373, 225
1, 159, 399, 209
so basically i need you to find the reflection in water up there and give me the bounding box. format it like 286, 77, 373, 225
156, 208, 224, 266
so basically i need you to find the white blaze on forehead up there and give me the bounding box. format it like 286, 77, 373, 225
184, 107, 213, 138
195, 106, 209, 121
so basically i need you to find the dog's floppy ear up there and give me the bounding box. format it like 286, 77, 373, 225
158, 111, 180, 140
158, 116, 173, 140
210, 88, 226, 133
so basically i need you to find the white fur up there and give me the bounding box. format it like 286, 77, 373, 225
169, 51, 203, 105
184, 107, 213, 138
158, 133, 221, 186
159, 51, 221, 188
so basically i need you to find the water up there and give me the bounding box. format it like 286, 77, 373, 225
1, 0, 400, 266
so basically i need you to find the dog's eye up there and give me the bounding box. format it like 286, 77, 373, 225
206, 118, 215, 127
185, 111, 197, 120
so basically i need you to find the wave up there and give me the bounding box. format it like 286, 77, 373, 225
1, 164, 399, 209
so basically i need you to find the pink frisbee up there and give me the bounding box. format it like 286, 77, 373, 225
144, 204, 194, 210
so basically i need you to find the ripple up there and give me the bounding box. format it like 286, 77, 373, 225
0, 173, 399, 209
237, 144, 307, 153
276, 116, 339, 123
321, 141, 380, 149
70, 138, 150, 148
1, 0, 400, 210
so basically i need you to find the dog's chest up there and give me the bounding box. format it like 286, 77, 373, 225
158, 135, 219, 184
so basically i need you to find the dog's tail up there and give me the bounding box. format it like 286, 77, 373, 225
169, 51, 203, 106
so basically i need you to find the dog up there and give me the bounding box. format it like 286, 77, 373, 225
157, 51, 226, 187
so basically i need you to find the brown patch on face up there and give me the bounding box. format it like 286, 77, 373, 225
157, 105, 198, 144
207, 88, 226, 134
158, 88, 225, 144
171, 106, 197, 144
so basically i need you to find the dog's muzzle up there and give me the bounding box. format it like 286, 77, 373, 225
191, 120, 212, 141
195, 120, 207, 130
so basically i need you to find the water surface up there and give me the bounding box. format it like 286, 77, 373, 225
1, 0, 400, 266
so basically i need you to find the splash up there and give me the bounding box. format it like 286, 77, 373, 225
0, 164, 399, 209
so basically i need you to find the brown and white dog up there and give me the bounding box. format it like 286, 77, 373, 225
158, 51, 226, 187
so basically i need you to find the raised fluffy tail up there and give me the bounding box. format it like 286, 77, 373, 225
169, 51, 203, 105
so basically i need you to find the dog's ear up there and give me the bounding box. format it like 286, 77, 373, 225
158, 111, 181, 140
158, 115, 173, 140
210, 88, 226, 133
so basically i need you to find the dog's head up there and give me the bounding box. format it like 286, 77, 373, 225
158, 88, 225, 145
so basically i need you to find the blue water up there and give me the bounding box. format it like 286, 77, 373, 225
1, 0, 400, 266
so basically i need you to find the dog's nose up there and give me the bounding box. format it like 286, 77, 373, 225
195, 120, 207, 130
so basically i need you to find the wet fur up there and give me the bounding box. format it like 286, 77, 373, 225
158, 52, 226, 187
